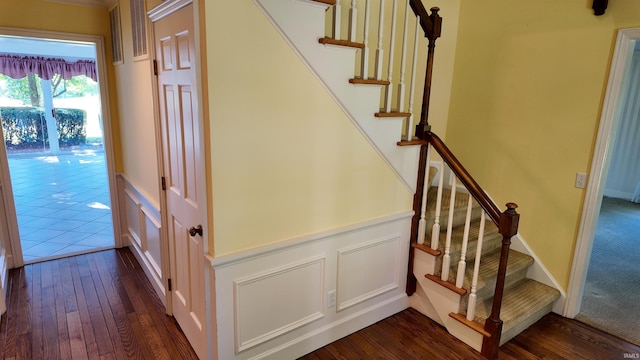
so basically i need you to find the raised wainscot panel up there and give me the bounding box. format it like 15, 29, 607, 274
142, 206, 162, 279
336, 235, 401, 311
118, 174, 166, 305
233, 256, 325, 353
124, 188, 142, 247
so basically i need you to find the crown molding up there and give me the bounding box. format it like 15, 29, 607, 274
44, 0, 116, 9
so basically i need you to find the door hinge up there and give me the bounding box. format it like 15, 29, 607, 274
161, 176, 166, 190
153, 59, 158, 76
167, 278, 172, 291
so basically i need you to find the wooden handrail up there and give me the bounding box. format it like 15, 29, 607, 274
425, 131, 501, 224
399, 3, 518, 359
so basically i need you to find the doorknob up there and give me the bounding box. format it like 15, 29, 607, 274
188, 225, 203, 237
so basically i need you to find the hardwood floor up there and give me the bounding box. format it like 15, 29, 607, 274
3, 249, 639, 360
299, 308, 640, 359
0, 248, 197, 360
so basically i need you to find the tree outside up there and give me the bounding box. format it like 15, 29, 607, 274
0, 72, 103, 153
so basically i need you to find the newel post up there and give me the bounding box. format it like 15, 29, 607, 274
481, 203, 519, 359
406, 141, 430, 295
414, 7, 441, 140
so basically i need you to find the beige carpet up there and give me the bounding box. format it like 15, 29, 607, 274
575, 197, 640, 346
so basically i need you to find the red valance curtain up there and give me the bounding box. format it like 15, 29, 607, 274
0, 54, 97, 82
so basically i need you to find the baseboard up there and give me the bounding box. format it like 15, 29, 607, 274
602, 189, 633, 200
212, 212, 412, 359
510, 234, 566, 313
116, 174, 166, 306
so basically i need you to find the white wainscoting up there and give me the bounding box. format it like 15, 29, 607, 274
117, 174, 166, 305
212, 212, 412, 360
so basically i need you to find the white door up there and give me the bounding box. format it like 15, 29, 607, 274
154, 4, 206, 358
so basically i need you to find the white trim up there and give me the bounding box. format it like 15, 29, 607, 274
44, 0, 115, 8
565, 28, 640, 318
254, 0, 420, 192
148, 0, 193, 22
336, 235, 401, 311
214, 213, 411, 359
510, 233, 566, 313
211, 211, 413, 268
233, 256, 326, 352
602, 189, 633, 200
247, 294, 408, 360
117, 174, 167, 306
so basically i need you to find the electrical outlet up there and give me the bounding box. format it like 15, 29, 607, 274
575, 172, 587, 189
327, 290, 336, 308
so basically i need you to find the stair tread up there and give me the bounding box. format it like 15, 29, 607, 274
473, 279, 560, 333
318, 37, 365, 49
453, 249, 533, 299
375, 111, 412, 118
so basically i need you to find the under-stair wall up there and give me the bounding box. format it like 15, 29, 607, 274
248, 0, 565, 358
255, 0, 460, 192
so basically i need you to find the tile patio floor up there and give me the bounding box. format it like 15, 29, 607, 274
7, 150, 114, 263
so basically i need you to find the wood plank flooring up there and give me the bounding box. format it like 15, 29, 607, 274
3, 248, 639, 359
0, 248, 197, 360
299, 308, 640, 359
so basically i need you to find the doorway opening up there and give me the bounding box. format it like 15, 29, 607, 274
0, 34, 115, 264
566, 28, 640, 346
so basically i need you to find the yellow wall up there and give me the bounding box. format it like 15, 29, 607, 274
205, 1, 415, 256
445, 0, 640, 290
0, 0, 122, 173
114, 0, 160, 204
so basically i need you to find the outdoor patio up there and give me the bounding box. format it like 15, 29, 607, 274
7, 150, 114, 263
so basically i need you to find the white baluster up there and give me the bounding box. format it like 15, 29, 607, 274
375, 0, 385, 80
333, 1, 342, 40
361, 0, 371, 79
397, 0, 410, 112
417, 146, 431, 245
441, 177, 457, 281
467, 211, 486, 321
384, 0, 398, 113
430, 162, 444, 251
348, 0, 357, 42
455, 196, 474, 288
404, 16, 420, 141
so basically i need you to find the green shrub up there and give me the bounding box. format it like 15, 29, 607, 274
0, 107, 86, 150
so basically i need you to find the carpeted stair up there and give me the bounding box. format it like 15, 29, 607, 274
414, 167, 560, 346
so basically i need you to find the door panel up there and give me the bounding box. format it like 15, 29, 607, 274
154, 4, 205, 358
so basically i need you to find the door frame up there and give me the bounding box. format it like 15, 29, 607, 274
148, 0, 211, 357
565, 28, 640, 318
0, 27, 122, 268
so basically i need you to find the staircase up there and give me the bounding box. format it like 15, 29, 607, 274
411, 163, 560, 353
255, 0, 561, 358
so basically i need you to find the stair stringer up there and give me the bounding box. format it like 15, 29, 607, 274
254, 0, 420, 192
411, 271, 484, 351
510, 234, 566, 314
